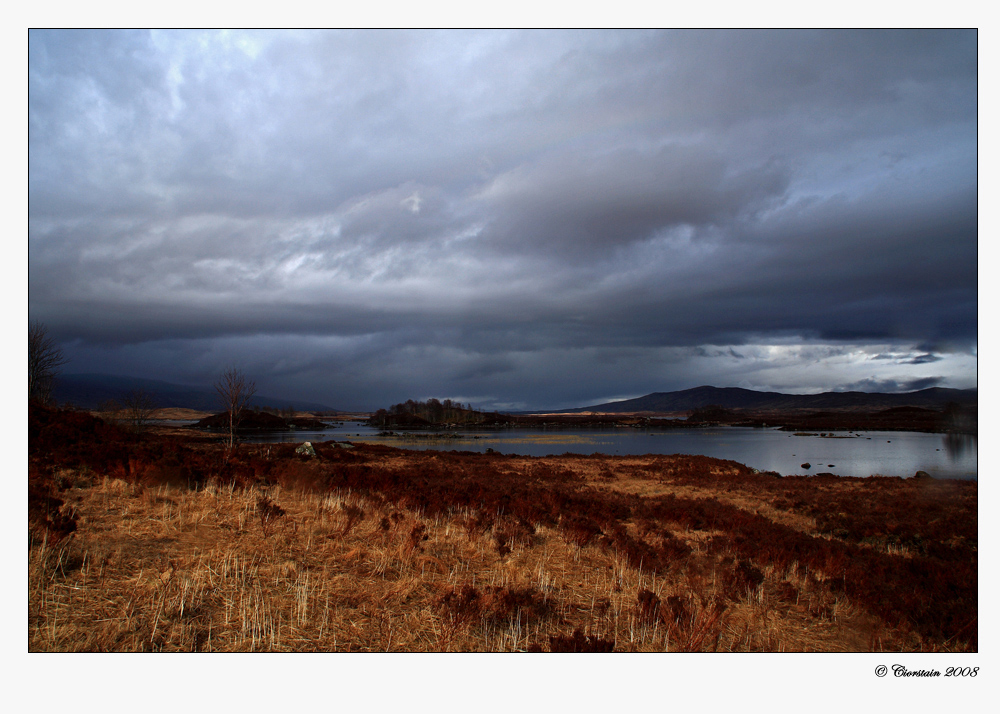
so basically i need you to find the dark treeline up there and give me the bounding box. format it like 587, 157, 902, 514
369, 399, 511, 427
369, 399, 677, 429
369, 399, 978, 434
685, 403, 977, 434
368, 399, 662, 428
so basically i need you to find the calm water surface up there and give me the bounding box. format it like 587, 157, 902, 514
230, 423, 977, 480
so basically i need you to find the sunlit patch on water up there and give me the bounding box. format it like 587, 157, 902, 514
355, 433, 607, 446
486, 434, 604, 445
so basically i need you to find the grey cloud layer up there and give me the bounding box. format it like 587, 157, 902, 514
29, 30, 977, 409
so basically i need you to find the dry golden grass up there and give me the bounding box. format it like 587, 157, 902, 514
149, 408, 214, 420
90, 407, 213, 422
29, 455, 924, 652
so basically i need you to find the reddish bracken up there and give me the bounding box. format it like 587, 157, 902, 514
545, 629, 615, 652
28, 402, 977, 651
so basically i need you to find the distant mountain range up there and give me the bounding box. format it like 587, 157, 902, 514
556, 385, 977, 414
50, 376, 976, 417
51, 374, 339, 413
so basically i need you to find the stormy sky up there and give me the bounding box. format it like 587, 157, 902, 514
28, 29, 978, 411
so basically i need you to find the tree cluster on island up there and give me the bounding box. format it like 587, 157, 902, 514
369, 398, 511, 428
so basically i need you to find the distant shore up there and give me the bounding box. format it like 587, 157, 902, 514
369, 407, 976, 435
88, 401, 976, 439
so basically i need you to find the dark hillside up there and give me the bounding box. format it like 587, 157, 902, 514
193, 410, 290, 431
192, 410, 333, 432
52, 373, 338, 413
564, 386, 977, 414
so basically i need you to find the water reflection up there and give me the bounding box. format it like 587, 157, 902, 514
944, 432, 977, 460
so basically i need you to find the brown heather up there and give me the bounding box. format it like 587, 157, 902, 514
28, 403, 977, 652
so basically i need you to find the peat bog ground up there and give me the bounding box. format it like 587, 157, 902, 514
28, 403, 977, 652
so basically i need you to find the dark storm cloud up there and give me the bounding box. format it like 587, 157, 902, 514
906, 354, 943, 365
837, 377, 945, 394
29, 30, 978, 410
472, 144, 792, 256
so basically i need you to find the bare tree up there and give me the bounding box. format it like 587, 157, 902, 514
98, 398, 124, 425
28, 320, 67, 404
121, 388, 157, 432
215, 367, 257, 448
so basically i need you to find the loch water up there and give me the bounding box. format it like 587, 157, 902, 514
237, 423, 977, 480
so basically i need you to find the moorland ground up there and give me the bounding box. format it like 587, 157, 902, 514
28, 403, 977, 652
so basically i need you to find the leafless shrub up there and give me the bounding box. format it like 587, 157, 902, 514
121, 389, 157, 432
98, 398, 124, 425
215, 366, 257, 448
257, 495, 285, 536
29, 320, 67, 404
